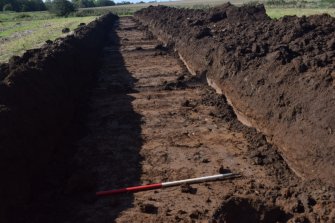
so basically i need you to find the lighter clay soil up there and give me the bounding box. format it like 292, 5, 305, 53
101, 17, 274, 222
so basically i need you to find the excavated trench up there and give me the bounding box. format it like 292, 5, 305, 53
0, 4, 335, 223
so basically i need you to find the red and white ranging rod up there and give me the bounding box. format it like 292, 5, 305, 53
96, 173, 237, 197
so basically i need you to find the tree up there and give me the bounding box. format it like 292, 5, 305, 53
116, 1, 132, 5
2, 3, 13, 11
95, 0, 114, 7
49, 0, 75, 16
0, 0, 6, 10
45, 0, 53, 10
31, 0, 46, 11
73, 0, 95, 8
1, 0, 46, 12
5, 0, 20, 11
19, 0, 46, 11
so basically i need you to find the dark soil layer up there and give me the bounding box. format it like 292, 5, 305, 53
0, 13, 118, 222
135, 3, 335, 187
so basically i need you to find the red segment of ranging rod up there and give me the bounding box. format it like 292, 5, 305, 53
96, 173, 236, 197
96, 183, 162, 196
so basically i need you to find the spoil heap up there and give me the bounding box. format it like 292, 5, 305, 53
0, 13, 118, 222
135, 3, 335, 186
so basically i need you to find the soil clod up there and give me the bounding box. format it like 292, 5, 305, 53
181, 184, 197, 194
140, 203, 158, 214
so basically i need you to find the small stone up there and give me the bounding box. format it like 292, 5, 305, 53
181, 184, 197, 194
195, 28, 211, 39
182, 100, 190, 107
292, 200, 305, 213
177, 75, 185, 81
307, 197, 317, 206
292, 58, 307, 73
189, 210, 201, 219
282, 188, 292, 198
291, 216, 309, 223
252, 43, 259, 53
253, 157, 264, 165
177, 210, 187, 215
327, 38, 335, 50
140, 203, 158, 214
202, 158, 210, 163
219, 166, 231, 174
62, 28, 70, 33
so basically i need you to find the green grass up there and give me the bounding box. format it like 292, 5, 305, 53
74, 0, 335, 17
0, 16, 96, 62
0, 11, 56, 22
74, 0, 246, 17
266, 7, 335, 18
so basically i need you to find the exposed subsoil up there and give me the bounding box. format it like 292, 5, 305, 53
19, 17, 335, 223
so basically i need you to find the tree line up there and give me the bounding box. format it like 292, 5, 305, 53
1, 0, 46, 12
1, 0, 136, 13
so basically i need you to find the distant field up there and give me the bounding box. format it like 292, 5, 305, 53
0, 11, 55, 22
0, 12, 96, 62
77, 0, 335, 17
77, 0, 244, 16
1, 0, 334, 63
266, 7, 335, 18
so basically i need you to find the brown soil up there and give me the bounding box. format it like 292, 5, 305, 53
13, 17, 335, 223
135, 4, 335, 188
1, 5, 335, 222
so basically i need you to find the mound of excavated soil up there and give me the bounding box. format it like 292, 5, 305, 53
0, 13, 118, 223
135, 4, 335, 186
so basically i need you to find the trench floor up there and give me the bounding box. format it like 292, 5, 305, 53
77, 17, 278, 222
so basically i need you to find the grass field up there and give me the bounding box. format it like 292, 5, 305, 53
266, 7, 335, 18
76, 0, 335, 17
0, 12, 96, 62
1, 0, 334, 63
0, 11, 55, 22
77, 0, 245, 16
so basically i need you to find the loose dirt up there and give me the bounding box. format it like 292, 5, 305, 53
18, 17, 335, 223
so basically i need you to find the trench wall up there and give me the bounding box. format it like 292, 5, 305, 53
0, 13, 118, 222
135, 4, 335, 186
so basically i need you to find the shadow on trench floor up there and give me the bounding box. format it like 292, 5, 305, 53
17, 21, 144, 223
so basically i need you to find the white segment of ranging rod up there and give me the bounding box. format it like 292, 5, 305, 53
162, 173, 235, 187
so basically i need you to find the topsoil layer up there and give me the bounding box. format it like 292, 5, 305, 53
135, 3, 335, 187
